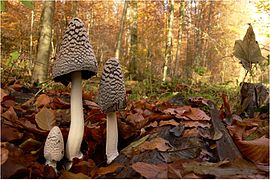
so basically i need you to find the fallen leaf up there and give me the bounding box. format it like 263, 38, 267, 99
70, 159, 96, 177
19, 138, 42, 154
121, 135, 150, 157
1, 148, 9, 165
1, 99, 16, 108
1, 88, 9, 103
182, 128, 200, 137
184, 107, 211, 121
1, 125, 23, 141
60, 172, 90, 179
139, 137, 172, 152
84, 100, 99, 109
131, 162, 168, 179
35, 94, 51, 108
21, 97, 35, 109
236, 136, 269, 163
159, 119, 179, 127
183, 121, 211, 128
50, 97, 70, 109
228, 124, 269, 163
2, 107, 18, 122
96, 163, 123, 176
35, 107, 56, 131
126, 113, 148, 129
145, 121, 158, 129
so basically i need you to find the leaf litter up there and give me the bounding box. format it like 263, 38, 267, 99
0, 81, 269, 178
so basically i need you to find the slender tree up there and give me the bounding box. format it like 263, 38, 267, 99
174, 0, 185, 78
115, 0, 128, 59
162, 0, 174, 82
128, 0, 138, 80
32, 0, 55, 84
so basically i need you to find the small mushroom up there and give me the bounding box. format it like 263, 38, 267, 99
44, 126, 64, 173
98, 58, 126, 164
52, 17, 97, 166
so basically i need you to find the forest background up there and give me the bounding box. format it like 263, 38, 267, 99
1, 0, 269, 103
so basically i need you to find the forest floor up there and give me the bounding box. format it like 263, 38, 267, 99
1, 79, 269, 178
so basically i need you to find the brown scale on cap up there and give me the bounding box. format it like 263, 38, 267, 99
52, 18, 97, 86
98, 58, 126, 113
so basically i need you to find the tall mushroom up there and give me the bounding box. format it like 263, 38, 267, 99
44, 126, 64, 173
52, 18, 97, 165
98, 58, 126, 164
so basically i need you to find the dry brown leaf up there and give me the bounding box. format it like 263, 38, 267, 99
60, 172, 90, 179
1, 125, 24, 141
183, 121, 210, 128
182, 128, 200, 137
21, 97, 35, 109
35, 94, 51, 108
228, 124, 269, 163
139, 137, 172, 152
2, 107, 18, 122
35, 107, 56, 131
145, 121, 158, 129
236, 136, 269, 163
184, 107, 211, 121
131, 162, 168, 179
159, 119, 179, 127
50, 97, 70, 109
96, 163, 123, 176
126, 113, 148, 129
1, 88, 9, 103
1, 148, 9, 165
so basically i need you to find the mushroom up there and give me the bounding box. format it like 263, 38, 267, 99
44, 126, 64, 173
52, 18, 97, 165
98, 58, 126, 164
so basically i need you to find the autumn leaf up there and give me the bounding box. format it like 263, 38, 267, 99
126, 112, 148, 129
35, 94, 51, 108
159, 119, 179, 127
35, 107, 56, 131
131, 162, 168, 179
96, 163, 123, 176
60, 172, 90, 179
1, 148, 9, 165
2, 106, 18, 122
1, 88, 9, 103
139, 137, 172, 152
1, 125, 23, 141
233, 24, 264, 71
184, 107, 211, 121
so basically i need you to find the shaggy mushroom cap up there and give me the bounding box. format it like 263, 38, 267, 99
52, 17, 97, 86
98, 58, 126, 112
44, 126, 64, 163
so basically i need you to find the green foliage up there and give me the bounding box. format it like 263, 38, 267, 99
0, 0, 5, 12
194, 66, 207, 76
20, 0, 34, 10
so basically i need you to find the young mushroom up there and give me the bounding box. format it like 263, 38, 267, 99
52, 18, 97, 166
98, 58, 126, 164
44, 126, 64, 173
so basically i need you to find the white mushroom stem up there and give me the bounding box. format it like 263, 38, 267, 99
66, 71, 84, 162
106, 112, 119, 164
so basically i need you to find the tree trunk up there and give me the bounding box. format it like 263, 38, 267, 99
31, 0, 55, 84
115, 0, 128, 59
162, 0, 174, 82
29, 10, 34, 63
128, 0, 138, 80
174, 0, 185, 78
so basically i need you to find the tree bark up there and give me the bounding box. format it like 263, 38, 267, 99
31, 0, 55, 84
128, 0, 138, 80
162, 0, 174, 82
174, 0, 185, 78
115, 0, 128, 59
